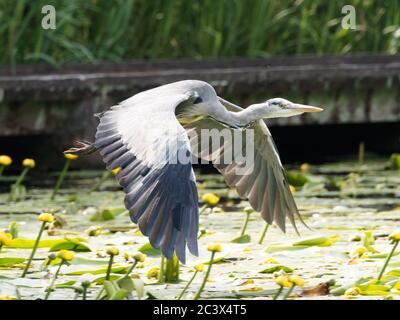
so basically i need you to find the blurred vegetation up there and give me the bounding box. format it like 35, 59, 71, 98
0, 0, 399, 66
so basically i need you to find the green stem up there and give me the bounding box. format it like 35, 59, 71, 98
105, 254, 114, 281
8, 167, 29, 201
272, 286, 283, 300
199, 205, 208, 215
44, 261, 64, 300
82, 286, 88, 300
177, 271, 197, 300
125, 261, 138, 276
22, 221, 46, 277
90, 171, 112, 192
282, 284, 296, 300
159, 255, 165, 283
258, 224, 270, 245
194, 251, 216, 300
0, 165, 4, 176
377, 240, 399, 281
240, 212, 250, 237
0, 244, 3, 253
51, 159, 71, 200
165, 253, 179, 283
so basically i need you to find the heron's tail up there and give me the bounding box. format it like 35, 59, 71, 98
64, 140, 97, 156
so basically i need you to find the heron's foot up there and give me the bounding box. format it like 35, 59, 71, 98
64, 140, 97, 156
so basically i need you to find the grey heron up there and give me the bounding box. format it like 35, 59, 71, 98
66, 80, 322, 263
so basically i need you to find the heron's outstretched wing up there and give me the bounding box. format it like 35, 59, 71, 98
186, 97, 304, 233
95, 91, 199, 263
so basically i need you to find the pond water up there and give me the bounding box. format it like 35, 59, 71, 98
0, 158, 399, 300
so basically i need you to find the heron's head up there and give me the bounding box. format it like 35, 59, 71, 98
256, 98, 323, 119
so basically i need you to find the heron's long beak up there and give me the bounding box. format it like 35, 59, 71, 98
289, 104, 323, 113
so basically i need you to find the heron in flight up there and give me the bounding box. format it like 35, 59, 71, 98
66, 80, 322, 263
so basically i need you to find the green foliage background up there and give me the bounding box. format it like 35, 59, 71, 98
1, 0, 399, 65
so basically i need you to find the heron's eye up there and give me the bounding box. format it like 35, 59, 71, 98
193, 97, 203, 104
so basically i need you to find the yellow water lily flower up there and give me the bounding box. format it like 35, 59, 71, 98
289, 185, 296, 193
201, 193, 220, 206
275, 275, 292, 288
22, 158, 35, 168
133, 252, 146, 262
0, 231, 12, 246
111, 167, 122, 175
207, 243, 222, 252
146, 267, 160, 279
0, 155, 12, 166
106, 247, 120, 256
194, 263, 205, 272
57, 250, 75, 261
288, 274, 305, 287
344, 287, 361, 296
64, 153, 78, 160
37, 212, 54, 223
300, 163, 310, 174
389, 232, 400, 242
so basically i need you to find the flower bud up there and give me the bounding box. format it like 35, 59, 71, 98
57, 250, 75, 261
22, 158, 35, 168
201, 193, 220, 206
38, 212, 54, 223
106, 247, 119, 256
111, 167, 122, 175
275, 275, 292, 288
146, 267, 160, 279
0, 155, 12, 166
133, 252, 146, 262
344, 287, 361, 296
207, 243, 222, 252
288, 274, 305, 287
0, 232, 12, 246
64, 153, 78, 160
194, 264, 205, 272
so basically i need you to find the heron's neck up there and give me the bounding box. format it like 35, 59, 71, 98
211, 103, 268, 128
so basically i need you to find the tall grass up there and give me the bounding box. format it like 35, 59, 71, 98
0, 0, 399, 66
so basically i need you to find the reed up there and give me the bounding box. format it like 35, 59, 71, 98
0, 0, 398, 65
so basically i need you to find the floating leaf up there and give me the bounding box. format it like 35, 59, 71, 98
7, 238, 63, 249
293, 235, 339, 247
285, 170, 309, 187
49, 238, 91, 252
0, 257, 25, 267
138, 243, 160, 256
231, 234, 251, 243
90, 208, 127, 222
66, 266, 128, 275
259, 265, 293, 274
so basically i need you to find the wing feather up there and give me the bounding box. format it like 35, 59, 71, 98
94, 90, 199, 263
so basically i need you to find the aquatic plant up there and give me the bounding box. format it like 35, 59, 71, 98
0, 231, 12, 253
177, 264, 204, 300
8, 158, 35, 202
44, 250, 75, 300
90, 167, 121, 192
273, 275, 292, 300
194, 243, 222, 300
200, 193, 220, 214
0, 155, 12, 176
377, 232, 400, 281
51, 153, 78, 200
21, 212, 54, 277
105, 247, 120, 281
